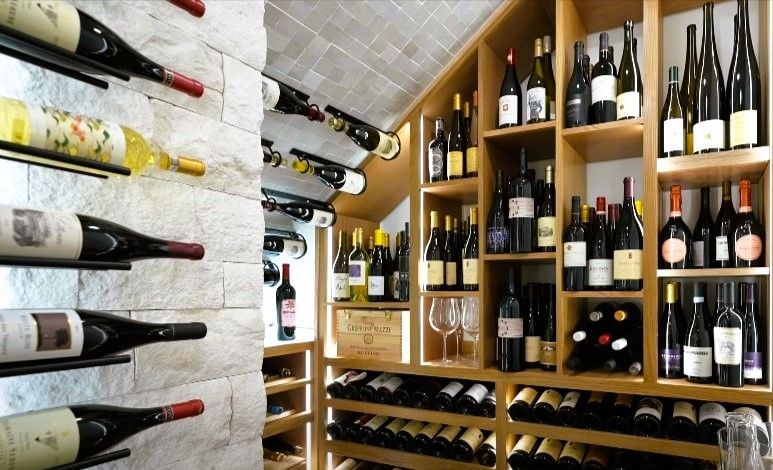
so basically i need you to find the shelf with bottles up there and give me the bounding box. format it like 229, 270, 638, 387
325, 357, 499, 382
657, 147, 770, 189
657, 267, 770, 278
482, 121, 556, 152
266, 377, 312, 397
327, 301, 410, 309
562, 118, 645, 162
263, 422, 310, 469
325, 440, 491, 470
481, 252, 556, 262
263, 410, 314, 439
264, 454, 306, 470
420, 177, 479, 203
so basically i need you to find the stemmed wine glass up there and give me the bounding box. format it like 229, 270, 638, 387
429, 297, 460, 364
453, 298, 464, 362
462, 297, 480, 365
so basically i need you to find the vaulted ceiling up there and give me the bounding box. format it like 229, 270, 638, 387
261, 0, 501, 202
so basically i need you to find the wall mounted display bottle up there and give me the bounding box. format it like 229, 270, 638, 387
659, 185, 692, 269
263, 75, 324, 121
264, 229, 307, 259
292, 159, 366, 195
329, 117, 400, 160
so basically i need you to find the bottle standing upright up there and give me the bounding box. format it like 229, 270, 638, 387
727, 0, 762, 149
566, 41, 590, 127
499, 48, 522, 128
498, 267, 523, 372
693, 2, 727, 154
613, 177, 644, 290
276, 263, 296, 341
616, 20, 643, 120
509, 149, 534, 253
714, 282, 744, 387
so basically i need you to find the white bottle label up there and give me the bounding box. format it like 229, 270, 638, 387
429, 148, 444, 179
691, 241, 705, 267
683, 345, 712, 378
587, 259, 613, 286
663, 118, 685, 152
261, 75, 281, 110
693, 119, 725, 153
634, 398, 663, 420
333, 273, 349, 298
715, 236, 729, 261
445, 262, 457, 286
309, 209, 334, 228
440, 381, 464, 397
498, 318, 523, 338
0, 407, 80, 468
280, 299, 296, 327
537, 217, 556, 247
0, 309, 84, 362
282, 239, 305, 258
348, 260, 366, 286
563, 242, 587, 267
498, 95, 519, 126
0, 205, 83, 259
462, 259, 478, 285
699, 403, 727, 424
380, 376, 404, 393
672, 401, 697, 423
559, 391, 581, 409
525, 336, 540, 362
616, 91, 641, 119
340, 169, 366, 194
464, 384, 489, 403
373, 131, 399, 160
526, 87, 547, 121
730, 109, 758, 148
508, 197, 534, 219
424, 260, 444, 286
591, 75, 616, 104
714, 327, 742, 365
367, 275, 385, 295
0, 0, 80, 52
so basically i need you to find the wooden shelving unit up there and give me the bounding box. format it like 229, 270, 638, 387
265, 377, 312, 396
263, 410, 314, 438
326, 440, 492, 470
657, 146, 770, 189
656, 267, 771, 278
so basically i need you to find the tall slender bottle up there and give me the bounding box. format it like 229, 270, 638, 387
661, 66, 686, 157
428, 118, 446, 182
563, 196, 587, 291
540, 284, 557, 371
537, 166, 557, 252
543, 35, 557, 121
743, 282, 764, 385
443, 215, 458, 291
398, 222, 411, 302
498, 267, 523, 372
467, 91, 479, 177
684, 282, 713, 383
509, 149, 534, 253
692, 187, 715, 268
368, 230, 387, 302
714, 282, 744, 387
487, 170, 509, 253
565, 41, 590, 128
591, 33, 617, 123
424, 212, 445, 291
728, 0, 762, 149
659, 185, 692, 269
448, 94, 465, 180
731, 179, 765, 267
524, 284, 542, 369
693, 2, 727, 154
349, 228, 369, 302
681, 25, 699, 154
499, 48, 522, 128
276, 264, 296, 341
588, 197, 613, 290
714, 181, 737, 267
463, 207, 480, 291
582, 54, 591, 86
616, 20, 643, 120
527, 38, 548, 124
659, 282, 685, 378
333, 230, 350, 301
613, 177, 644, 290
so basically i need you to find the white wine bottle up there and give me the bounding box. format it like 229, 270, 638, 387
329, 116, 400, 160
292, 159, 366, 195
0, 97, 205, 176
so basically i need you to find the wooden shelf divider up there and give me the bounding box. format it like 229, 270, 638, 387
325, 440, 492, 470
265, 377, 312, 396
656, 267, 770, 278
656, 146, 770, 189
263, 410, 313, 438
325, 398, 496, 430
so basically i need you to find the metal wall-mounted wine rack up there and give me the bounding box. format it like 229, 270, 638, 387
0, 256, 132, 271
51, 449, 131, 470
0, 355, 132, 379
0, 140, 132, 179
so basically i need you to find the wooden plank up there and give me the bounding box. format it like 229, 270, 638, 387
328, 301, 410, 309
482, 121, 556, 154
481, 252, 556, 262
265, 377, 312, 396
324, 440, 492, 470
420, 178, 479, 203
657, 146, 770, 189
560, 290, 644, 298
263, 410, 313, 438
562, 118, 645, 162
264, 340, 315, 358
264, 454, 306, 470
656, 267, 770, 278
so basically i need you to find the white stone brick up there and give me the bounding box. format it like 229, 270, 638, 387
222, 55, 263, 133
132, 308, 263, 391
156, 438, 262, 470
194, 188, 262, 263
0, 159, 28, 205
228, 372, 265, 443
0, 268, 78, 309
224, 262, 262, 308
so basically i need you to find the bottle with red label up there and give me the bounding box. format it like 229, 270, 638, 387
276, 263, 296, 341
731, 179, 765, 267
659, 184, 692, 269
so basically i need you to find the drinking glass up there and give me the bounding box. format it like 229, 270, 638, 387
462, 297, 480, 365
429, 297, 459, 364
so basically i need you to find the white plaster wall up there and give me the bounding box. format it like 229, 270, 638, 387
0, 1, 267, 468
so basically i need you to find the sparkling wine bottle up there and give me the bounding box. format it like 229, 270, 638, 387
527, 38, 549, 124
329, 117, 400, 161
264, 228, 307, 259
263, 75, 324, 121
498, 47, 522, 128
613, 177, 644, 290
731, 179, 765, 267
566, 41, 590, 127
659, 281, 686, 378
443, 215, 458, 290
693, 2, 727, 154
467, 91, 479, 177
661, 66, 686, 157
727, 0, 762, 149
616, 20, 643, 120
292, 160, 366, 195
276, 263, 296, 341
659, 185, 692, 269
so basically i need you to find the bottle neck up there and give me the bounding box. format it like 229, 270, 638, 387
703, 5, 715, 47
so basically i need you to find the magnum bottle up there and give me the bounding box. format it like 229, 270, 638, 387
659, 281, 685, 378
276, 263, 296, 341
613, 177, 644, 290
693, 2, 727, 154
727, 0, 762, 149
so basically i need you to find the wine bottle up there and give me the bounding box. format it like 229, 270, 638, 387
558, 442, 587, 470
527, 38, 549, 124
291, 159, 366, 195
447, 93, 465, 179
543, 35, 557, 121
743, 282, 764, 384
398, 222, 411, 302
0, 399, 204, 467
431, 424, 462, 458
605, 394, 634, 434
462, 207, 479, 291
659, 185, 692, 269
579, 391, 606, 430
359, 415, 389, 444
508, 386, 538, 422
613, 177, 644, 290
498, 267, 524, 372
423, 211, 445, 291
428, 117, 447, 182
0, 204, 204, 263
698, 402, 727, 445
583, 54, 592, 87
467, 91, 479, 177
262, 75, 324, 120
262, 367, 292, 382
524, 283, 542, 368
633, 397, 664, 437
582, 446, 610, 470
328, 117, 400, 160
684, 282, 713, 383
455, 383, 489, 416
331, 230, 350, 301
344, 413, 375, 442
487, 170, 510, 254
275, 263, 296, 341
375, 417, 407, 448
532, 389, 562, 424
358, 372, 393, 402
591, 33, 617, 123
616, 20, 643, 120
368, 229, 386, 302
668, 401, 698, 442
588, 197, 613, 289
411, 379, 442, 409
508, 435, 538, 470
348, 228, 369, 302
537, 165, 557, 252
739, 280, 748, 312
263, 259, 280, 287
557, 391, 584, 427
480, 390, 496, 418
714, 282, 744, 387
433, 380, 464, 412
566, 41, 591, 128
451, 427, 484, 462
679, 25, 699, 154
394, 420, 424, 451
563, 196, 588, 291
713, 181, 736, 267
689, 187, 715, 268
540, 283, 557, 371
498, 47, 522, 128
659, 281, 685, 378
442, 215, 458, 291
509, 148, 534, 253
455, 217, 464, 287
731, 179, 765, 267
366, 235, 374, 258
326, 371, 370, 399
661, 66, 686, 157
261, 199, 336, 228
374, 374, 403, 405
532, 438, 562, 468
326, 413, 355, 440
263, 436, 302, 456
476, 432, 497, 467
693, 2, 727, 154
728, 0, 762, 149
264, 229, 307, 260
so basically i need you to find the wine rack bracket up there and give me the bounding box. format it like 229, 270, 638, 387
0, 256, 132, 270
0, 24, 130, 89
262, 187, 335, 212
50, 448, 131, 470
289, 148, 352, 170
0, 355, 131, 378
0, 140, 132, 178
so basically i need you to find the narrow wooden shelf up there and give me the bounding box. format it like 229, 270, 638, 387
265, 377, 312, 396
327, 301, 410, 310
561, 290, 644, 298
482, 252, 556, 262
482, 121, 556, 153
325, 398, 496, 430
265, 340, 315, 358
325, 440, 492, 470
264, 454, 306, 470
325, 357, 495, 382
657, 267, 770, 278
505, 421, 719, 461
419, 290, 479, 298
562, 118, 644, 162
656, 378, 773, 406
420, 178, 478, 202
263, 410, 313, 438
657, 146, 770, 189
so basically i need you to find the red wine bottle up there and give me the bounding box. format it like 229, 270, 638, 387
731, 179, 765, 267
684, 282, 713, 383
659, 282, 686, 378
591, 32, 617, 123
261, 199, 336, 228
0, 204, 204, 262
0, 1, 204, 97
613, 177, 644, 290
262, 75, 325, 121
563, 196, 587, 291
0, 399, 204, 467
329, 117, 400, 160
743, 282, 764, 385
566, 41, 590, 127
498, 48, 522, 128
275, 264, 296, 341
167, 0, 206, 17
0, 309, 205, 365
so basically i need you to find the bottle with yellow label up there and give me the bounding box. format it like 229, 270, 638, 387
447, 93, 465, 180
613, 177, 644, 290
466, 91, 479, 177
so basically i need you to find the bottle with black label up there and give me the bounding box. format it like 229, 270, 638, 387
358, 372, 394, 402
431, 424, 462, 458
508, 435, 538, 469
394, 420, 425, 451
605, 394, 634, 434
451, 427, 485, 462
480, 390, 496, 418
411, 379, 442, 409
412, 422, 443, 455
579, 391, 607, 430
375, 417, 407, 448
698, 402, 726, 445
633, 397, 664, 437
557, 391, 585, 427
532, 438, 563, 468
375, 375, 404, 405
668, 401, 698, 442
433, 381, 465, 412
476, 432, 497, 467
533, 389, 562, 425
558, 441, 587, 470
508, 386, 538, 422
456, 383, 489, 416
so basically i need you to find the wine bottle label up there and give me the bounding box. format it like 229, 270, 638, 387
634, 398, 663, 420
373, 131, 398, 160
735, 234, 763, 261
261, 76, 281, 109
514, 435, 537, 453
334, 370, 367, 386
280, 299, 296, 327
0, 309, 84, 362
663, 118, 685, 152
366, 373, 394, 389
559, 391, 581, 409
418, 422, 443, 439
498, 318, 523, 338
613, 249, 642, 280
466, 147, 478, 173
0, 1, 80, 52
481, 431, 496, 448
0, 407, 80, 468
333, 272, 350, 298
487, 226, 509, 252
309, 209, 334, 228
525, 336, 540, 362
447, 150, 463, 177
587, 258, 613, 286
691, 241, 705, 267
536, 438, 562, 459
693, 119, 725, 152
563, 242, 587, 267
730, 109, 758, 147
398, 420, 424, 438
714, 327, 743, 365
715, 236, 729, 261
550, 100, 556, 120
616, 91, 640, 119
508, 197, 534, 219
363, 415, 389, 431
385, 418, 407, 434
348, 260, 367, 286
380, 376, 404, 394
457, 427, 484, 449
282, 239, 306, 258
424, 260, 444, 286
537, 217, 556, 247
614, 394, 634, 407
527, 87, 547, 121
536, 389, 561, 409
437, 424, 462, 441
540, 341, 556, 365
340, 169, 366, 195
661, 238, 687, 264
498, 95, 519, 126
429, 147, 444, 179
0, 205, 83, 259
439, 381, 464, 398
591, 75, 616, 104
587, 391, 604, 404
673, 401, 697, 424
659, 347, 682, 372
463, 384, 489, 404
699, 403, 727, 424
367, 275, 385, 295
445, 262, 457, 286
683, 346, 712, 377
559, 441, 586, 461
744, 352, 763, 379
462, 259, 478, 285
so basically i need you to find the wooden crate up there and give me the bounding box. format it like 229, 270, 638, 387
336, 309, 404, 363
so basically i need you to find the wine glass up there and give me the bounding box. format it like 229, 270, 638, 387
462, 297, 480, 365
453, 298, 464, 362
429, 297, 459, 364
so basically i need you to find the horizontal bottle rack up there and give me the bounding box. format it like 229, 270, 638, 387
0, 256, 132, 271
0, 355, 132, 379
51, 448, 131, 470
0, 140, 132, 178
